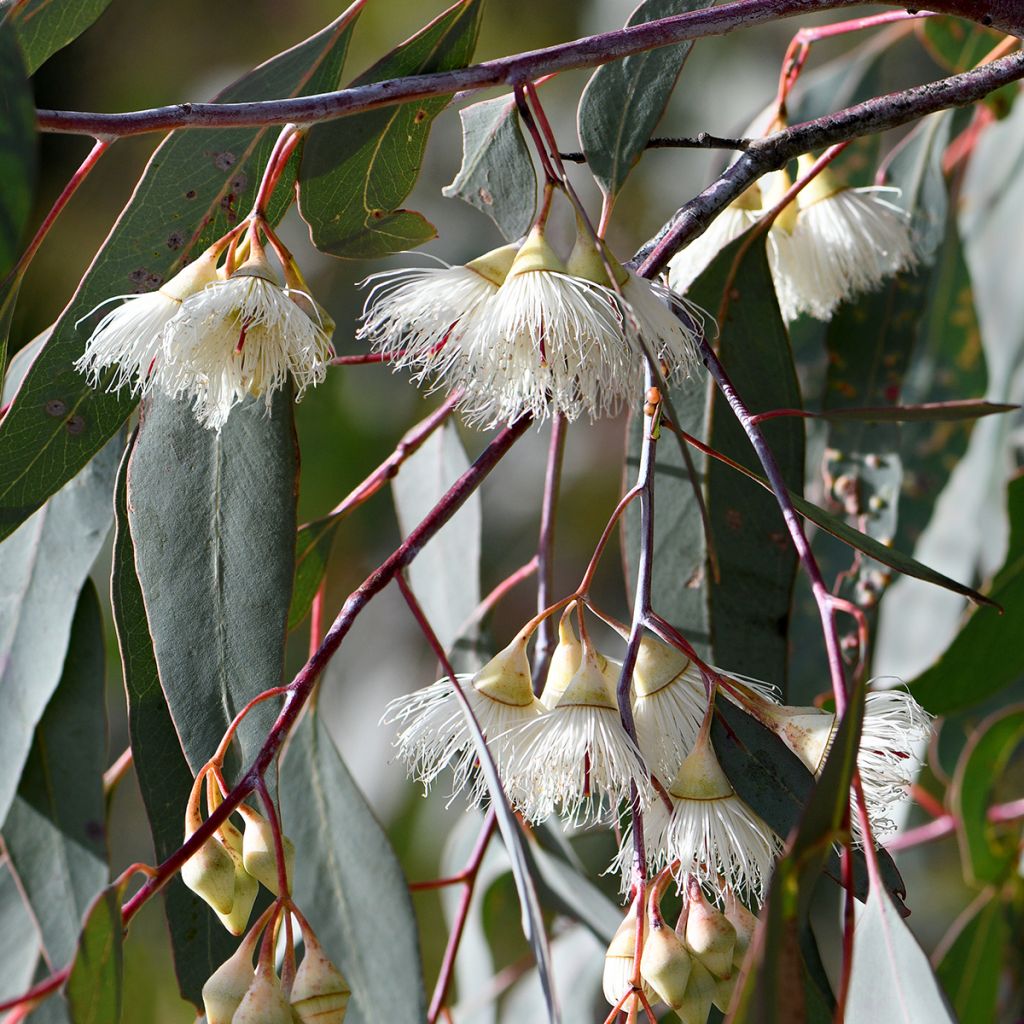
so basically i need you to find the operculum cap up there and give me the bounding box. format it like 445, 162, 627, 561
214, 820, 258, 935
160, 248, 221, 302
758, 704, 835, 774
290, 935, 351, 1024
466, 242, 520, 286
724, 889, 758, 968
238, 804, 296, 896
472, 637, 536, 708
796, 153, 843, 207
684, 885, 737, 979
507, 225, 566, 277
540, 615, 582, 709
674, 957, 716, 1024
556, 645, 618, 710
762, 169, 798, 234
603, 902, 658, 1006
233, 963, 293, 1024
669, 734, 733, 801
202, 933, 257, 1024
181, 832, 236, 917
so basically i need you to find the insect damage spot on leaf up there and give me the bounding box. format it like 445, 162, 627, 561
66, 415, 86, 436
184, 189, 197, 200
44, 399, 67, 417
166, 232, 185, 250
477, 187, 493, 205
212, 151, 236, 171
413, 108, 428, 124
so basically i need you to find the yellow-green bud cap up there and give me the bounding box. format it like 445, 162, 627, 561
633, 637, 693, 699
675, 957, 716, 1024
181, 832, 236, 917
238, 804, 296, 897
540, 616, 582, 709
684, 886, 737, 979
762, 169, 797, 235
640, 921, 693, 1010
669, 734, 733, 801
603, 903, 658, 1007
507, 225, 566, 277
566, 225, 629, 287
555, 645, 619, 710
202, 933, 258, 1024
472, 637, 536, 708
796, 153, 843, 208
758, 704, 835, 774
160, 248, 221, 303
291, 937, 351, 1024
466, 242, 520, 287
233, 963, 293, 1024
214, 821, 258, 935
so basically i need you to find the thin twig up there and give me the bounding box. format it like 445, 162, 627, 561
559, 133, 753, 162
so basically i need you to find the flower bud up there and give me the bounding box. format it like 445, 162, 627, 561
291, 936, 351, 1024
675, 957, 716, 1024
201, 934, 257, 1024
181, 832, 236, 917
507, 225, 566, 277
639, 919, 692, 1010
724, 890, 758, 969
238, 804, 296, 896
471, 637, 536, 708
540, 614, 582, 709
232, 962, 293, 1024
603, 902, 658, 1008
215, 820, 258, 935
465, 242, 520, 287
684, 885, 736, 979
713, 970, 739, 1014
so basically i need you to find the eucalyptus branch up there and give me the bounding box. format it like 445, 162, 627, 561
34, 1, 1022, 137
533, 415, 568, 691
559, 134, 753, 162
634, 49, 1024, 275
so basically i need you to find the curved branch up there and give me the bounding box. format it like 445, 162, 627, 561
634, 49, 1024, 276
36, 0, 1021, 137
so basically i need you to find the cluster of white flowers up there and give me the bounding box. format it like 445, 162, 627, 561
384, 613, 932, 907
76, 232, 334, 430
669, 155, 917, 322
358, 225, 700, 427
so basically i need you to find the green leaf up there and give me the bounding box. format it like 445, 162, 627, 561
0, 431, 117, 827
8, 0, 112, 74
919, 19, 1016, 118
0, 269, 27, 384
111, 431, 236, 1008
0, 11, 360, 544
577, 0, 710, 198
812, 400, 1012, 423
298, 0, 483, 258
126, 389, 297, 777
626, 232, 804, 683
0, 857, 39, 1002
288, 511, 342, 631
2, 581, 108, 970
911, 472, 1024, 713
935, 891, 1007, 1023
950, 705, 1024, 885
279, 710, 427, 1024
392, 421, 481, 663
442, 94, 537, 240
0, 20, 36, 284
844, 883, 955, 1024
64, 883, 125, 1024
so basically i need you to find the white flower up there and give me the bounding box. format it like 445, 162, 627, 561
359, 226, 699, 427
668, 185, 763, 295
508, 641, 647, 825
620, 732, 780, 903
768, 156, 916, 321
161, 265, 333, 430
75, 249, 220, 393
356, 243, 518, 382
382, 638, 544, 807
758, 688, 932, 837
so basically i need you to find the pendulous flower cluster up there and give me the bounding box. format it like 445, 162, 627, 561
358, 223, 700, 427
76, 225, 334, 430
384, 606, 932, 910
669, 154, 916, 322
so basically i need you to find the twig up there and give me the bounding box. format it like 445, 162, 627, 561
559, 133, 753, 162
533, 415, 568, 691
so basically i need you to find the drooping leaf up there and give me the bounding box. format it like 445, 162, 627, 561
442, 94, 536, 240
111, 432, 236, 1008
577, 0, 711, 199
0, 857, 39, 1002
0, 21, 36, 281
626, 232, 804, 684
392, 421, 481, 665
844, 883, 955, 1024
950, 705, 1024, 885
8, 0, 112, 74
288, 511, 342, 631
2, 581, 108, 970
934, 891, 1008, 1023
0, 9, 361, 544
298, 0, 483, 259
64, 883, 125, 1024
0, 431, 117, 827
911, 472, 1024, 713
126, 389, 297, 778
280, 710, 427, 1024
810, 401, 1014, 423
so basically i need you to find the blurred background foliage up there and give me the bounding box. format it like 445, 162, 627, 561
9, 1, 1024, 1020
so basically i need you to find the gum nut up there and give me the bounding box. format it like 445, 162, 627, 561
685, 892, 737, 979
238, 804, 296, 895
639, 923, 692, 1010
181, 835, 236, 916
202, 941, 256, 1024
675, 958, 716, 1024
291, 942, 351, 1024
232, 963, 293, 1024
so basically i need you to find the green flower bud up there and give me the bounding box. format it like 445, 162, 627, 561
201, 933, 257, 1024
232, 963, 293, 1024
215, 820, 258, 935
291, 935, 351, 1024
639, 919, 692, 1010
684, 885, 737, 979
181, 831, 236, 917
238, 804, 296, 896
675, 957, 716, 1024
